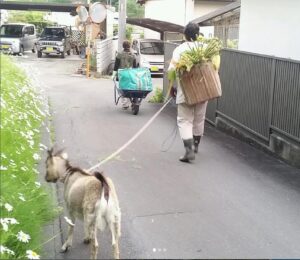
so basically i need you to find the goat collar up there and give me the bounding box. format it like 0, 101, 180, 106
59, 165, 73, 183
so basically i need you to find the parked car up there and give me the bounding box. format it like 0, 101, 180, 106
132, 39, 164, 76
0, 23, 37, 55
36, 26, 71, 58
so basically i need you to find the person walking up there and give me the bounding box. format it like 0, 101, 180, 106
113, 40, 137, 109
168, 22, 208, 163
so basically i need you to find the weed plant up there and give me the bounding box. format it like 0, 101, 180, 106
0, 55, 57, 259
149, 88, 164, 103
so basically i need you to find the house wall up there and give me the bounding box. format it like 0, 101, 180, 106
106, 8, 115, 38
193, 0, 229, 19
143, 0, 230, 39
0, 10, 8, 25
143, 0, 194, 39
239, 0, 300, 60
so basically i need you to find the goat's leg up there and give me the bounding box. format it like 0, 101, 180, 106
83, 211, 96, 244
90, 224, 99, 259
61, 214, 75, 253
109, 221, 120, 259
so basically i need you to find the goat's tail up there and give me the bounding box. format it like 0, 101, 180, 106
93, 171, 109, 202
95, 177, 121, 245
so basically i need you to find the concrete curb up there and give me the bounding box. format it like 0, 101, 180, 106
38, 107, 63, 259
215, 117, 300, 168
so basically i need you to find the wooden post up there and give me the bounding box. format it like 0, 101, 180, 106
86, 0, 92, 78
86, 41, 90, 77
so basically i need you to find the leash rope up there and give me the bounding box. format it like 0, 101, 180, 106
87, 97, 173, 172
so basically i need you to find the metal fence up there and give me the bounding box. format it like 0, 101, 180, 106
218, 49, 300, 144
271, 59, 300, 142
218, 50, 274, 141
163, 45, 300, 145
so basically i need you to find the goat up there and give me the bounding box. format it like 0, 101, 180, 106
45, 148, 121, 259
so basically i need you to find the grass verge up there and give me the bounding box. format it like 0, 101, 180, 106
0, 55, 57, 259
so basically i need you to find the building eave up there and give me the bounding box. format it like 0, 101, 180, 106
191, 1, 241, 25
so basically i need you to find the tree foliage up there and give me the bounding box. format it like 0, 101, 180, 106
127, 0, 144, 18
93, 0, 144, 18
8, 11, 54, 32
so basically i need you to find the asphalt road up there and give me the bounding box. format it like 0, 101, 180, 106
17, 52, 300, 259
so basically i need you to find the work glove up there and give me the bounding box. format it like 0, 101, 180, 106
111, 71, 117, 80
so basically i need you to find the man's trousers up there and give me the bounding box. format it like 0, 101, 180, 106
177, 101, 208, 140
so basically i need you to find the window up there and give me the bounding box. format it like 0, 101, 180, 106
41, 28, 65, 37
0, 25, 24, 37
24, 26, 34, 35
140, 41, 164, 55
28, 26, 35, 35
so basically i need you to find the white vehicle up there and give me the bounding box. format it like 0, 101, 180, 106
0, 23, 37, 54
132, 39, 164, 75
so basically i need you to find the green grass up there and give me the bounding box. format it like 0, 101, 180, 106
0, 55, 57, 259
148, 87, 164, 103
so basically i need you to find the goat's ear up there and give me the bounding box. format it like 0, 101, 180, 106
47, 148, 54, 157
60, 152, 68, 160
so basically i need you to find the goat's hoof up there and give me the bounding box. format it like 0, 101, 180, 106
83, 238, 91, 244
60, 245, 70, 253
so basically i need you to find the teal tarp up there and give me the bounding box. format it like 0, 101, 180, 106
118, 68, 153, 91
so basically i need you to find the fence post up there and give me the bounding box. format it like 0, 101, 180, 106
267, 58, 276, 140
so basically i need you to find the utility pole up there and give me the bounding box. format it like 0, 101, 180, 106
118, 0, 127, 52
86, 0, 92, 78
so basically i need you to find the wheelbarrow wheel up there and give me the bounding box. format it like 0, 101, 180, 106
132, 104, 139, 115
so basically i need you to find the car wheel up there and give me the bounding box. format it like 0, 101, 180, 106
32, 46, 36, 53
37, 51, 42, 58
61, 51, 65, 58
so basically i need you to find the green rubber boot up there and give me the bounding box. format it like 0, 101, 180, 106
193, 135, 201, 153
179, 139, 195, 163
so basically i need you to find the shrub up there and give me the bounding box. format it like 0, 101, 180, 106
149, 87, 164, 103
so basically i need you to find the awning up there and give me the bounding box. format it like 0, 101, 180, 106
191, 1, 241, 26
127, 18, 184, 34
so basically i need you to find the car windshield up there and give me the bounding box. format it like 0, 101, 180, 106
0, 25, 24, 37
41, 28, 65, 37
140, 41, 164, 55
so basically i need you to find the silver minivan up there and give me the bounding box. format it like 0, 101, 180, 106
0, 23, 37, 55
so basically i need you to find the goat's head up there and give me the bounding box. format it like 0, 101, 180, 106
45, 148, 69, 183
